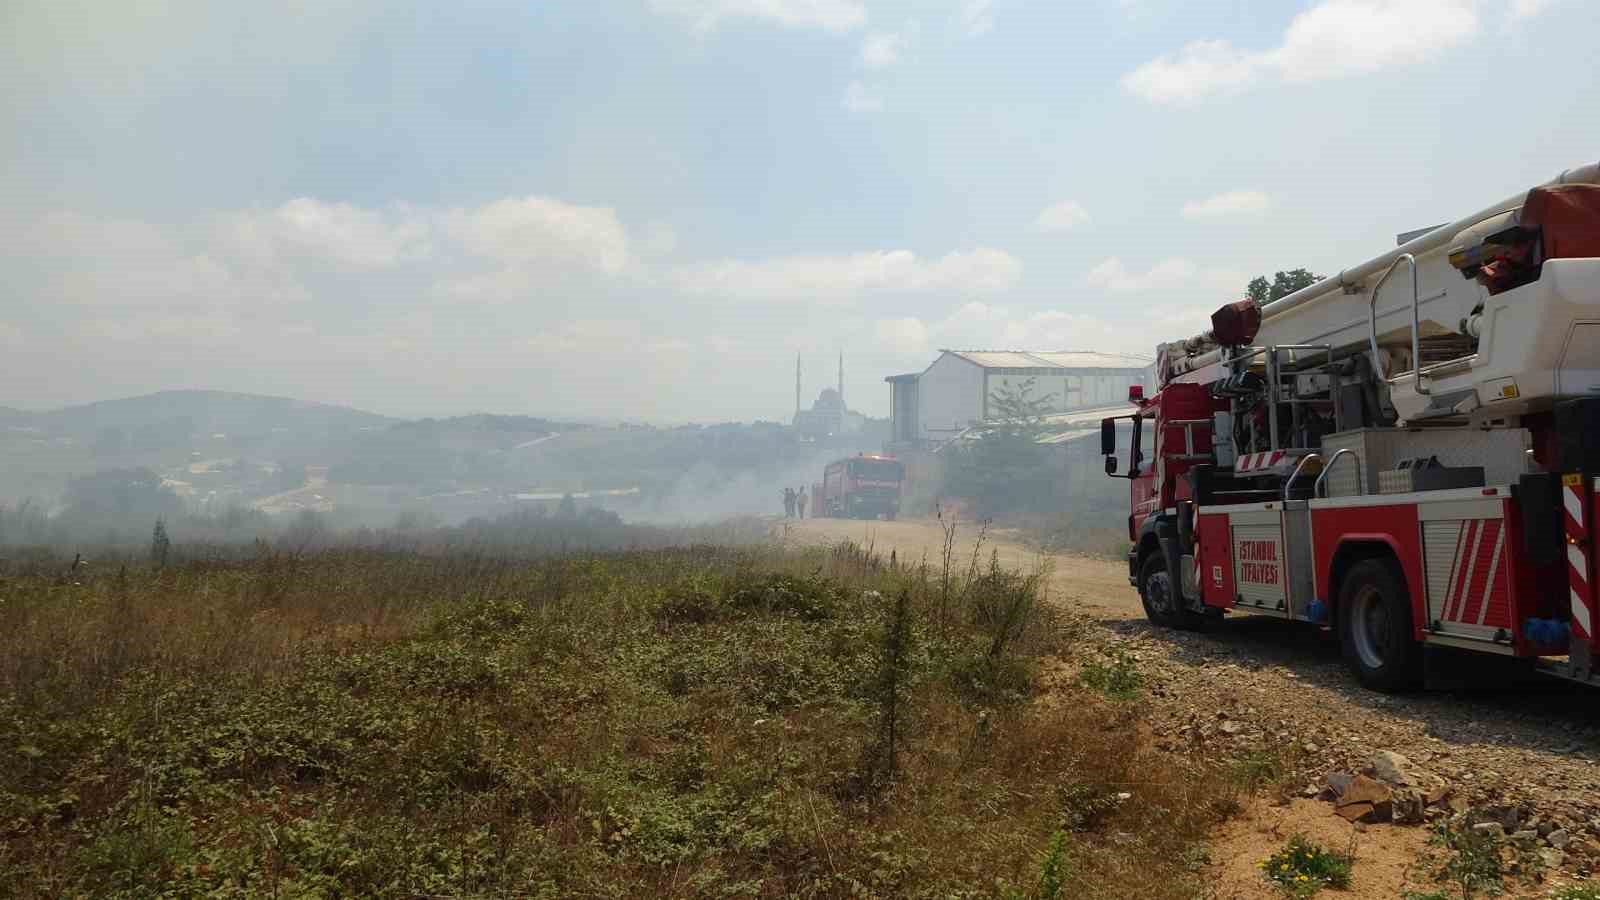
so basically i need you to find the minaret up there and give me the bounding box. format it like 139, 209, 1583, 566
837, 351, 844, 411
795, 352, 802, 419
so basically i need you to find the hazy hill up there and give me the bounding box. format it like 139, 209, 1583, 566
22, 390, 393, 437
0, 391, 397, 505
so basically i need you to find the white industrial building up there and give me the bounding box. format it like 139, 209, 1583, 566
885, 350, 1153, 450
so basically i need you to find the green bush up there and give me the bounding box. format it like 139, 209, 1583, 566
1261, 834, 1354, 897
1079, 646, 1143, 699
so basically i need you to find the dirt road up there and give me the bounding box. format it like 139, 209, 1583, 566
779, 514, 1140, 618
780, 515, 1600, 897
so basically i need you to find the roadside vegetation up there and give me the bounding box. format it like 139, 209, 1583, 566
1261, 834, 1354, 897
1, 527, 1244, 897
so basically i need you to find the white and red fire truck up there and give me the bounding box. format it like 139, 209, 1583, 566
1100, 161, 1600, 692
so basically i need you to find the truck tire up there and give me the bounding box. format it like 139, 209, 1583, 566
1138, 553, 1209, 631
1138, 553, 1183, 628
1337, 557, 1421, 692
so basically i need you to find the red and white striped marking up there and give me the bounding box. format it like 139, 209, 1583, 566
1440, 519, 1506, 626
1234, 450, 1289, 473
1564, 475, 1594, 641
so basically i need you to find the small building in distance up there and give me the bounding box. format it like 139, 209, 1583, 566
884, 349, 1152, 451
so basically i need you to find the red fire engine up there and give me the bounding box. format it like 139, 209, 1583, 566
816, 454, 905, 520
1101, 161, 1600, 692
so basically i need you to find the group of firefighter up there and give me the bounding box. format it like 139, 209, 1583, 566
781, 486, 808, 519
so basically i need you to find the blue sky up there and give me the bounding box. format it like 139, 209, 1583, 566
2, 0, 1597, 421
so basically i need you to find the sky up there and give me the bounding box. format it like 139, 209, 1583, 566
2, 0, 1597, 422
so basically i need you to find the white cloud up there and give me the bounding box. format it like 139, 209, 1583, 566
1035, 200, 1090, 232
1265, 0, 1479, 83
17, 212, 309, 309
1125, 0, 1492, 104
442, 196, 629, 273
1181, 189, 1273, 220
886, 302, 1154, 360
1122, 39, 1260, 104
1084, 256, 1244, 294
874, 316, 930, 355
860, 27, 914, 68
956, 0, 994, 37
649, 0, 867, 33
671, 248, 1021, 303
1510, 0, 1552, 17
842, 81, 883, 113
221, 199, 431, 269
16, 194, 637, 313
82, 311, 243, 343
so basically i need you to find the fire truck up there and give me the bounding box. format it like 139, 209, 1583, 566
1100, 160, 1600, 692
816, 454, 905, 520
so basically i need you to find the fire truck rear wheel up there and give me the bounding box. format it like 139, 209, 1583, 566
1337, 558, 1421, 692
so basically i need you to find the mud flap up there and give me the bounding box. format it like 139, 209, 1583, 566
1157, 519, 1200, 612
1516, 472, 1562, 567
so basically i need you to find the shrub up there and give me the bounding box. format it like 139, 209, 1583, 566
1079, 646, 1142, 699
1261, 835, 1354, 897
1430, 821, 1505, 898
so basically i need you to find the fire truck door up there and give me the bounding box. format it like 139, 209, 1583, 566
1419, 500, 1511, 643
1229, 508, 1290, 616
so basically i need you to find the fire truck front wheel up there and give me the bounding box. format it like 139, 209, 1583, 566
1138, 554, 1192, 629
1337, 558, 1421, 692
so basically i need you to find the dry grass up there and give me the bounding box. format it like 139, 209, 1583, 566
0, 538, 1242, 897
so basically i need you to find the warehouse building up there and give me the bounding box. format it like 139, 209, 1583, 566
884, 350, 1152, 451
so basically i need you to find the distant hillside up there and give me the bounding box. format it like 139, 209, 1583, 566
0, 392, 399, 503
23, 390, 393, 437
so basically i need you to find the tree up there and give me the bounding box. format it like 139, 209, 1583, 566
1247, 268, 1321, 304
944, 378, 1061, 518
150, 518, 171, 567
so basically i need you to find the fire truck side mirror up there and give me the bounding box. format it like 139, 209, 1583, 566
1104, 455, 1119, 476
1100, 419, 1116, 456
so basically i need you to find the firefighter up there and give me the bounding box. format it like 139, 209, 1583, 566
796, 486, 807, 519
782, 487, 795, 518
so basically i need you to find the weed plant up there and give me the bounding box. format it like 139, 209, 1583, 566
1, 531, 1240, 898
1079, 646, 1143, 700
1261, 835, 1354, 897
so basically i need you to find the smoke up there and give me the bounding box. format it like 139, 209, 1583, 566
636, 449, 844, 523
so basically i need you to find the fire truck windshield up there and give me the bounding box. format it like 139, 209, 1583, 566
847, 459, 903, 481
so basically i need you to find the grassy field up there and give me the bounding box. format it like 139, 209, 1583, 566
1, 538, 1241, 898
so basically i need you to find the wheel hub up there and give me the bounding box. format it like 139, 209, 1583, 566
1146, 570, 1176, 616
1351, 585, 1388, 669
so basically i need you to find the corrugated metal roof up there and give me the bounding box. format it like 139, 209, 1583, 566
1038, 404, 1133, 427
1036, 427, 1102, 445
939, 404, 1135, 448
945, 350, 1151, 370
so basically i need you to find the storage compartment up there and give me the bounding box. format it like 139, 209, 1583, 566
1319, 427, 1531, 497
1377, 456, 1486, 494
